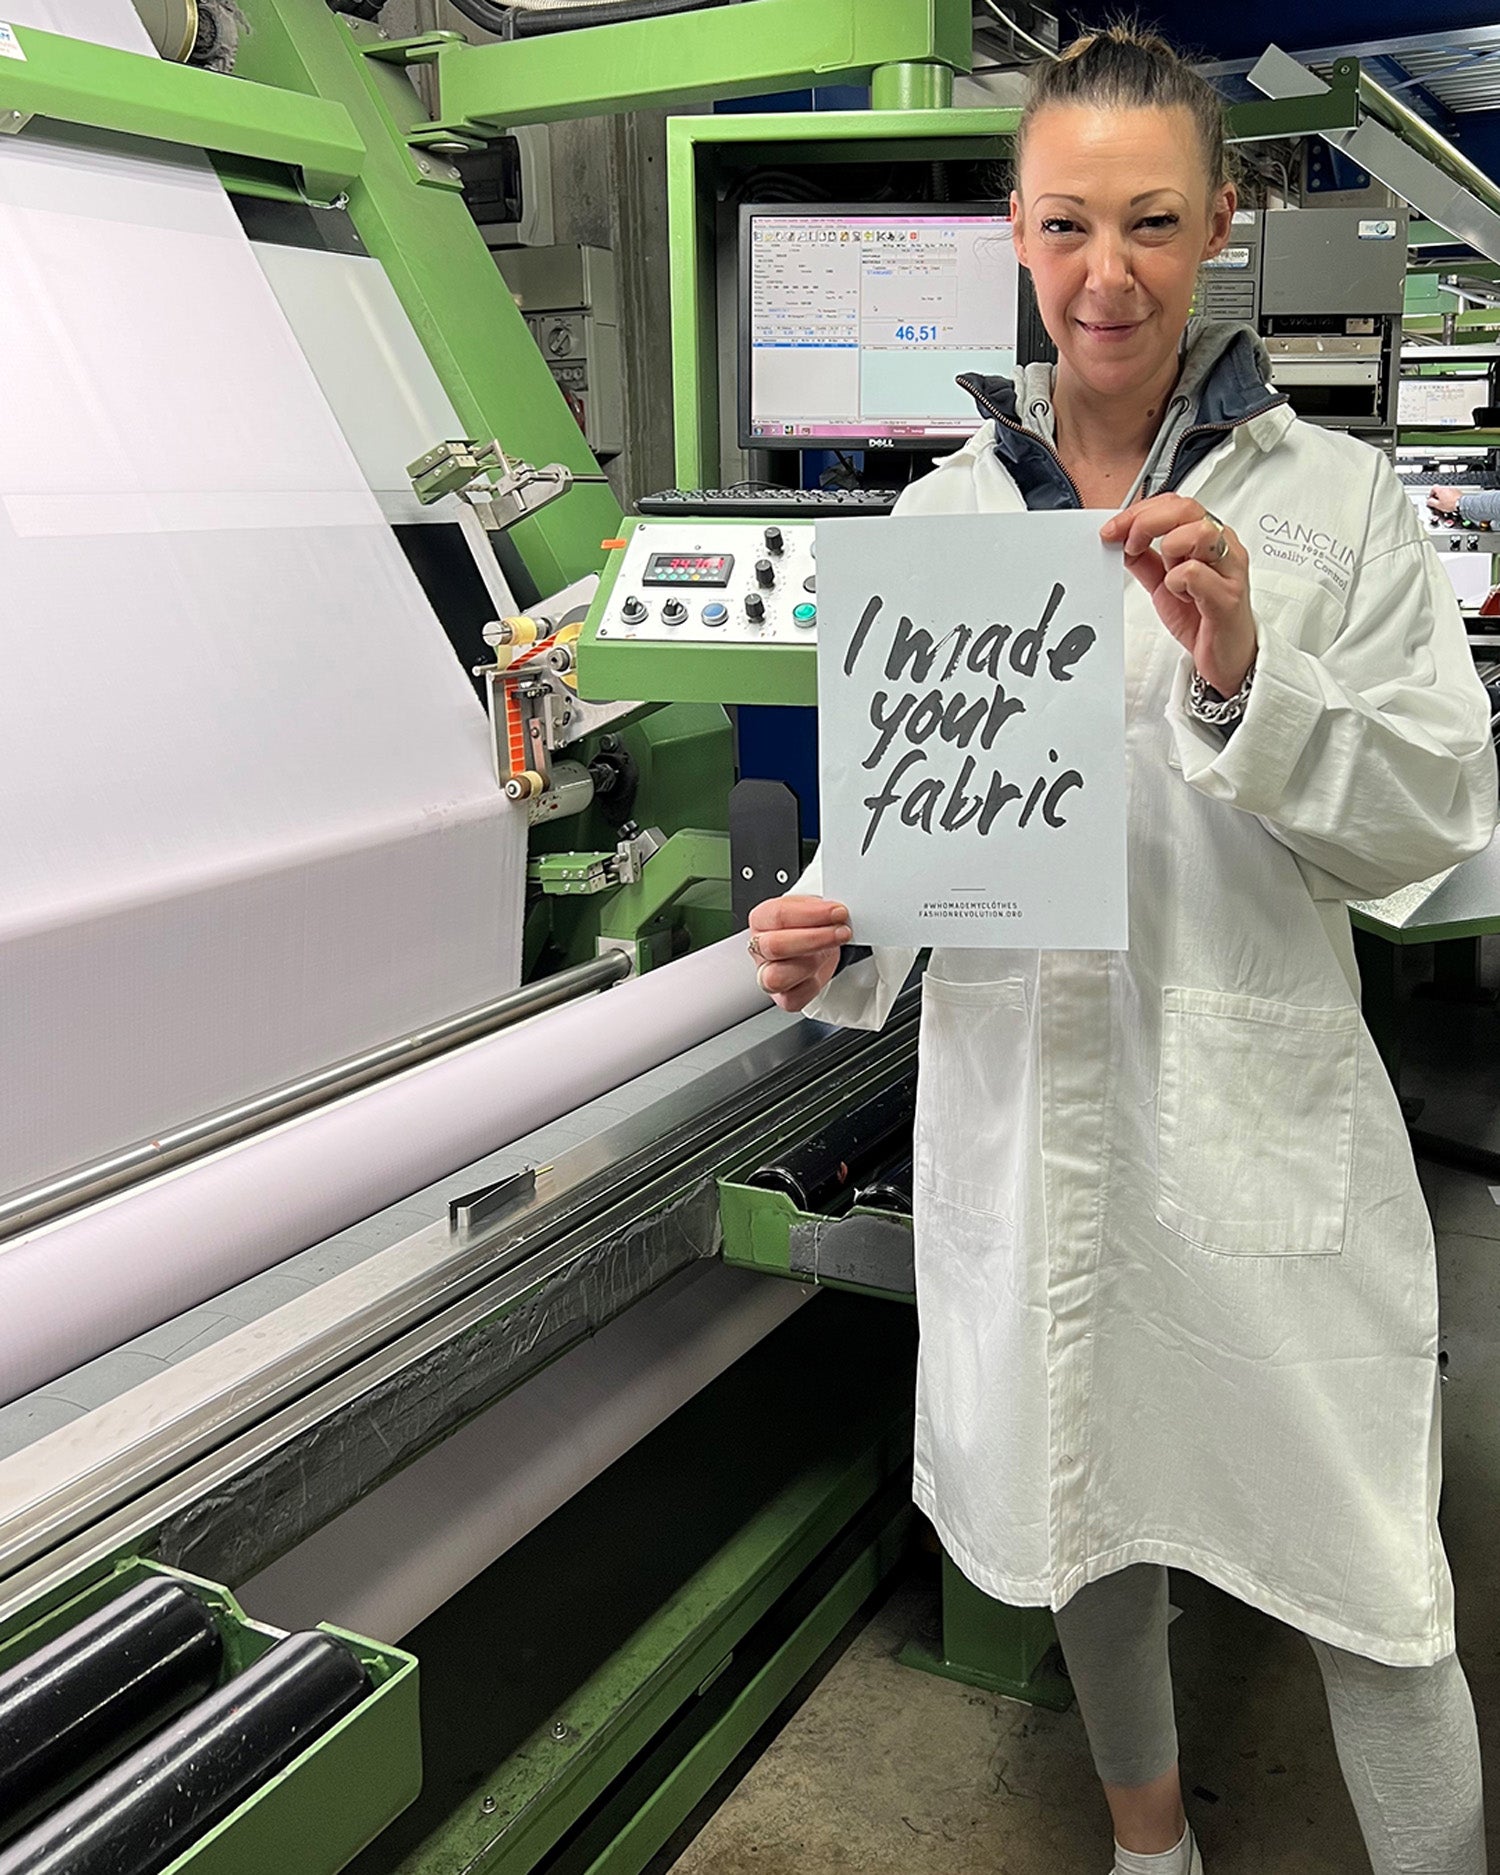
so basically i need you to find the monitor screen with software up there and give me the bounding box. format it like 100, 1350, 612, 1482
738, 203, 1019, 450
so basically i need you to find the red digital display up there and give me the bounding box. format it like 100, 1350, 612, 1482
643, 551, 734, 587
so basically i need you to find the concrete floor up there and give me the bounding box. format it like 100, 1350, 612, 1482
666, 973, 1500, 1874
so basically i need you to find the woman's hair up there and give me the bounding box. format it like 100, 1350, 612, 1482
1016, 24, 1231, 194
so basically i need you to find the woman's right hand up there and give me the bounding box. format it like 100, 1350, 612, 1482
1428, 486, 1463, 517
748, 897, 852, 1014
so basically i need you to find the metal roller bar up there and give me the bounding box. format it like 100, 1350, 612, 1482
0, 953, 629, 1246
0, 1632, 367, 1875
747, 1074, 916, 1213
0, 1580, 221, 1837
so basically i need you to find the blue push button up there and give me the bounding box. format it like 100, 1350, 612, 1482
701, 602, 729, 627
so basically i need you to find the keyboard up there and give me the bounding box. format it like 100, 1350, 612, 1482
636, 484, 902, 519
1399, 468, 1497, 488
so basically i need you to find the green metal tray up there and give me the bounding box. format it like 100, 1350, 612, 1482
0, 1558, 420, 1875
719, 1178, 916, 1303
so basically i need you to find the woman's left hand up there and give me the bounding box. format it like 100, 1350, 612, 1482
1100, 495, 1257, 698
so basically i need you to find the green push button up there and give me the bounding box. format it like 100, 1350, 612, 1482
792, 602, 817, 627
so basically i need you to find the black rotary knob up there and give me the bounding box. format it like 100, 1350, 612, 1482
763, 526, 784, 555
661, 598, 688, 626
744, 591, 766, 623
754, 559, 775, 588
621, 594, 646, 624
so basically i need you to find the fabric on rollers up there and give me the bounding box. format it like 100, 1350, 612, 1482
0, 938, 769, 1404
0, 1580, 222, 1834
0, 0, 525, 1199
0, 1632, 367, 1875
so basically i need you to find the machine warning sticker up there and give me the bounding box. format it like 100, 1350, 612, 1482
0, 23, 24, 59
1358, 218, 1398, 239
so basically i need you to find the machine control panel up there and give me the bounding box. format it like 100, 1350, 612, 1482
594, 520, 817, 646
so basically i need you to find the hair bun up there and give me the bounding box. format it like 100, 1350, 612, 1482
1018, 23, 1231, 191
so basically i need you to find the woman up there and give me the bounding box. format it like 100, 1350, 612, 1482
748, 30, 1498, 1875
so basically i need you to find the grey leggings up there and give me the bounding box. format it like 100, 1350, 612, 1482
1052, 1565, 1486, 1875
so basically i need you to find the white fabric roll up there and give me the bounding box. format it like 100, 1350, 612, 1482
0, 937, 769, 1405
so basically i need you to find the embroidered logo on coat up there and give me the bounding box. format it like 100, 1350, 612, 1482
1257, 513, 1356, 593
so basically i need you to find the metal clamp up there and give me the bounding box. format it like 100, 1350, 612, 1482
407, 438, 578, 531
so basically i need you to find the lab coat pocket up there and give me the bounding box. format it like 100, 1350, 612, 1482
915, 974, 1030, 1221
1155, 987, 1359, 1256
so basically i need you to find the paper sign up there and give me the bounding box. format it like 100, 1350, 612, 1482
817, 512, 1128, 950
0, 23, 24, 59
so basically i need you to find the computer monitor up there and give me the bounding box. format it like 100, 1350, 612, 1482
738, 202, 1018, 451
1397, 376, 1484, 430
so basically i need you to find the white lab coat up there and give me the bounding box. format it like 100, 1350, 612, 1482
803, 404, 1498, 1664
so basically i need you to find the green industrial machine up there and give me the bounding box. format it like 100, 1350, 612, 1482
9, 8, 1490, 1871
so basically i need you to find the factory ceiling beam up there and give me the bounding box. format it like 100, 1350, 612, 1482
428, 0, 974, 132
0, 18, 362, 201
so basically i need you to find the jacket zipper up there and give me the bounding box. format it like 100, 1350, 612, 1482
959, 373, 1287, 504
1155, 397, 1287, 494
958, 375, 1084, 507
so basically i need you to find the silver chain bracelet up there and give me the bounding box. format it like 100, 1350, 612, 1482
1187, 657, 1256, 727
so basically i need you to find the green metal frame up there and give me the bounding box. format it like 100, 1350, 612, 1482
719, 1179, 916, 1304
596, 828, 731, 972
426, 0, 972, 132
666, 106, 1023, 487
529, 704, 735, 971
1397, 428, 1500, 447
0, 1557, 419, 1875
900, 1554, 1070, 1711
233, 2, 622, 593
1223, 62, 1363, 145
0, 19, 363, 202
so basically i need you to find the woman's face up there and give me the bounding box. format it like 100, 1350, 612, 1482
1011, 103, 1236, 401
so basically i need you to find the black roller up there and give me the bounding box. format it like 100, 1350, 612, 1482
747, 1074, 915, 1213
0, 1631, 369, 1875
0, 1579, 222, 1836
852, 1152, 914, 1216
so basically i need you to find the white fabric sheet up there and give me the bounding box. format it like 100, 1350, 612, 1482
238, 1264, 809, 1642
0, 1, 524, 1193
0, 936, 770, 1403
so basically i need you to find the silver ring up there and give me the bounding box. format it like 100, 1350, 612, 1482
1203, 509, 1230, 563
